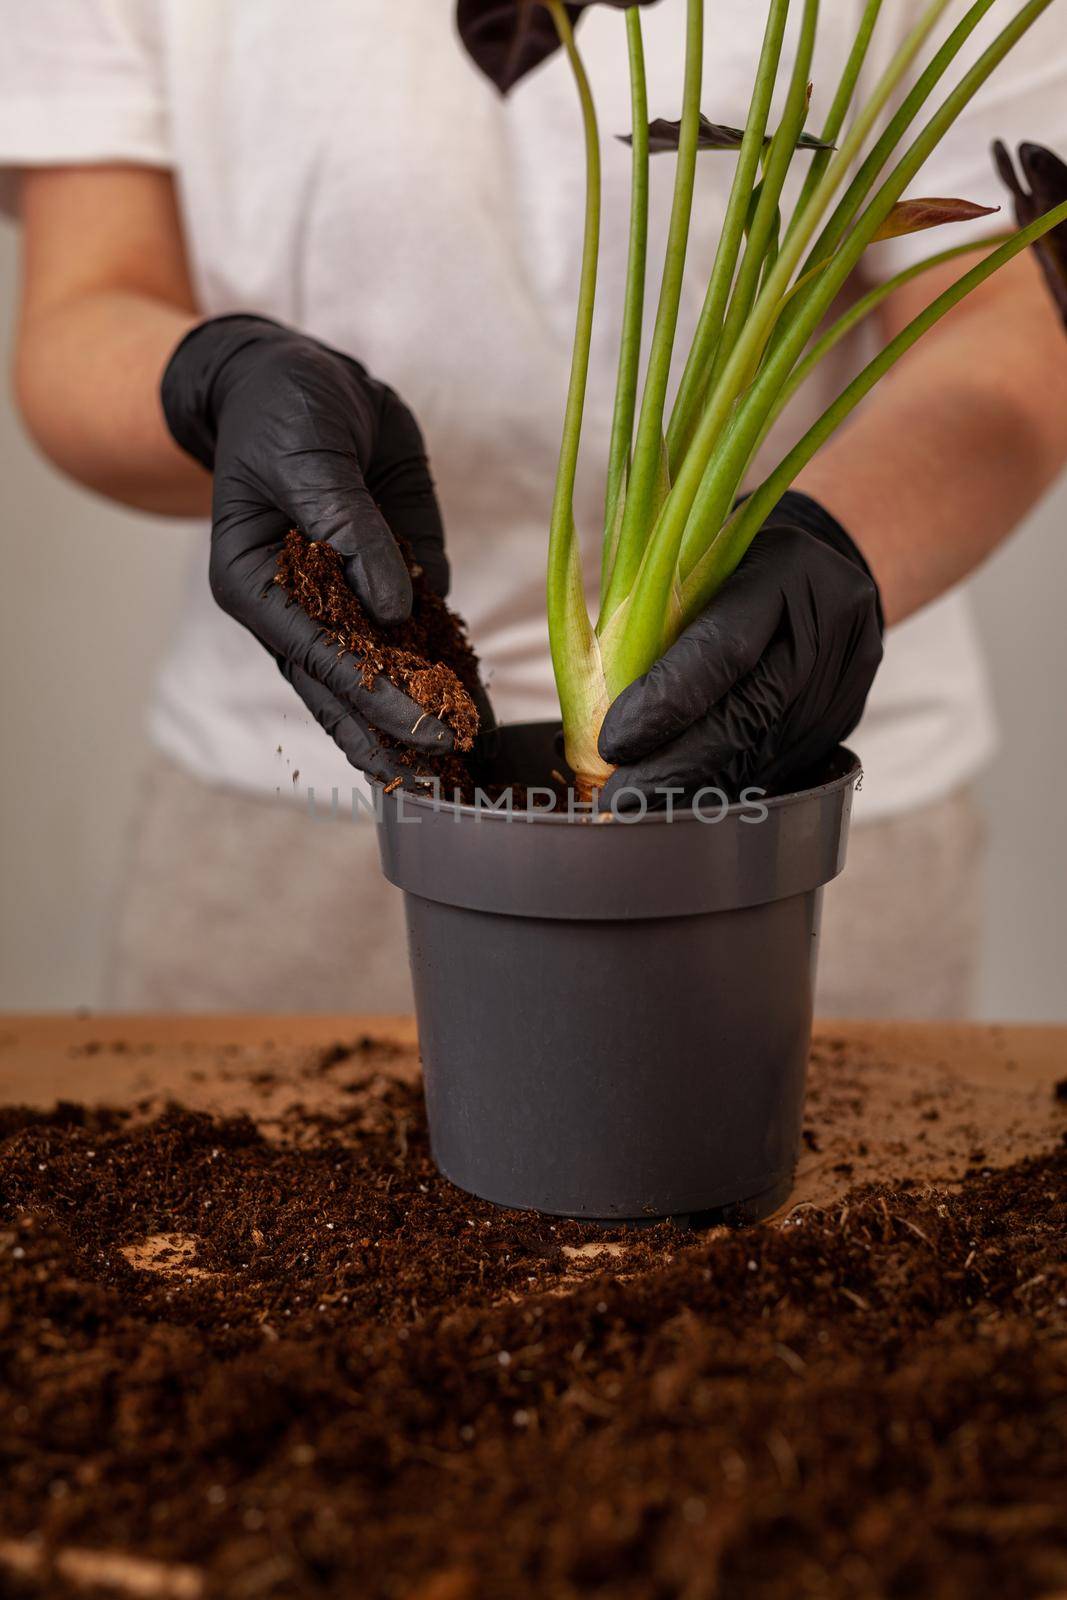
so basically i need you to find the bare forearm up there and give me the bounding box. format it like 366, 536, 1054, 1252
13, 166, 210, 516
796, 255, 1067, 627
15, 289, 208, 515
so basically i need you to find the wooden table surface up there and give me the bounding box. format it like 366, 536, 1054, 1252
1, 1016, 1065, 1598
2, 1014, 1064, 1213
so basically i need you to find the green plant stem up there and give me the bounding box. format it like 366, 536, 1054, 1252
697, 0, 955, 423
702, 0, 820, 396
790, 0, 997, 293
750, 231, 1012, 457
679, 197, 1067, 621
760, 0, 997, 380
599, 0, 704, 625
776, 0, 956, 272
758, 207, 782, 295
543, 0, 610, 779
610, 0, 973, 648
601, 8, 649, 607
792, 0, 884, 206
674, 0, 1053, 583
607, 2, 821, 688
665, 0, 791, 475
696, 0, 961, 446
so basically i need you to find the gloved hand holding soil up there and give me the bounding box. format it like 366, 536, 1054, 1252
162, 313, 490, 789
273, 528, 488, 795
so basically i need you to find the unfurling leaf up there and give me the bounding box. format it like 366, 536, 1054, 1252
993, 139, 1067, 327
619, 115, 835, 154
456, 0, 662, 96
455, 0, 576, 95
871, 197, 1000, 244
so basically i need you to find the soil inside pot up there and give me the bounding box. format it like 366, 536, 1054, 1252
274, 530, 484, 792
2, 1076, 1065, 1600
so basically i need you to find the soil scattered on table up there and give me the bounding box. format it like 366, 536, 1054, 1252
1, 1081, 1064, 1600
274, 530, 482, 790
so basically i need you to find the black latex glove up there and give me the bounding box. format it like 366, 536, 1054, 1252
162, 313, 459, 782
598, 491, 884, 808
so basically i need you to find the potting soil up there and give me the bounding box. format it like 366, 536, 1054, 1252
2, 1069, 1065, 1599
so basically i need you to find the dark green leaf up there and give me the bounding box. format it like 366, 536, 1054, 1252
871, 197, 999, 244
993, 140, 1067, 326
618, 115, 835, 154
456, 0, 662, 96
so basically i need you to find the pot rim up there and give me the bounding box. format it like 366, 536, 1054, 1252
377, 733, 861, 828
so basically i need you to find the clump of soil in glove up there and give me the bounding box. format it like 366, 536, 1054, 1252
1, 1081, 1065, 1600
274, 530, 482, 785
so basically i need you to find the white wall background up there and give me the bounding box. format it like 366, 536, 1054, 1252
1, 216, 1065, 1018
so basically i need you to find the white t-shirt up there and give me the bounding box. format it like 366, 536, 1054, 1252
3, 1, 1066, 821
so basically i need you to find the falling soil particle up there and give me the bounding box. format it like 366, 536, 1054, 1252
274, 531, 481, 793
1, 1079, 1065, 1599
1054, 1076, 1067, 1103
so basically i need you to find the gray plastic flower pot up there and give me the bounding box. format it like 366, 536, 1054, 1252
376, 722, 860, 1226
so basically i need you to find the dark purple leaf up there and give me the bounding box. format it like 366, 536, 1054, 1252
618, 115, 835, 154
994, 139, 1067, 327
456, 0, 662, 96
870, 196, 999, 243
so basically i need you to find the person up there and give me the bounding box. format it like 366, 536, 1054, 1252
2, 2, 1066, 1018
